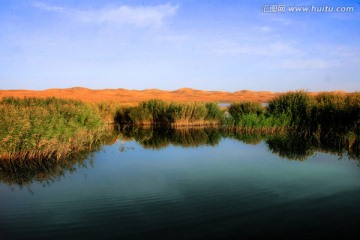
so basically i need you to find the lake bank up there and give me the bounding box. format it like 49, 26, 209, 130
1, 90, 359, 161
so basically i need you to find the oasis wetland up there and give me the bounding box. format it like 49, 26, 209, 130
1, 88, 360, 240
0, 89, 359, 161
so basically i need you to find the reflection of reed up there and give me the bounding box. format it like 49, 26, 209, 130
1, 126, 359, 186
117, 126, 223, 149
0, 152, 93, 187
0, 128, 120, 187
118, 126, 360, 161
226, 131, 269, 145
266, 132, 316, 161
266, 130, 360, 161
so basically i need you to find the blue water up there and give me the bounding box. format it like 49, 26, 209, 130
1, 136, 360, 240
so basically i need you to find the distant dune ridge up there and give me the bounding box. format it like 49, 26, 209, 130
0, 87, 347, 103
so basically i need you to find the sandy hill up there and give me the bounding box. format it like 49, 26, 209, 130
0, 87, 347, 103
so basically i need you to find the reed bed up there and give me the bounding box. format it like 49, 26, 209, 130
227, 101, 291, 132
268, 91, 359, 130
115, 91, 359, 133
1, 91, 358, 162
115, 99, 225, 127
0, 97, 107, 161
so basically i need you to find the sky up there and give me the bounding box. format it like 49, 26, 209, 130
0, 0, 359, 92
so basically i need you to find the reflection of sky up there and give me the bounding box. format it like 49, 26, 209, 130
0, 0, 359, 91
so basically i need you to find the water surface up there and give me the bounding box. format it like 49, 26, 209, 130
1, 129, 360, 240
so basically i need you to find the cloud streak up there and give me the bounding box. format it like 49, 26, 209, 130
33, 2, 64, 13
33, 2, 178, 28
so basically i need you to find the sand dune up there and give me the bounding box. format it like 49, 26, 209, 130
0, 87, 347, 103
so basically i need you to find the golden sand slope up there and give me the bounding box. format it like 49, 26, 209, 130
0, 87, 347, 103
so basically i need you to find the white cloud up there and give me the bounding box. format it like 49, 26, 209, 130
33, 2, 64, 13
33, 2, 178, 28
77, 4, 178, 27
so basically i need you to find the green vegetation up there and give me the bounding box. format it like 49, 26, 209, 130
115, 99, 225, 127
227, 101, 290, 132
267, 90, 315, 126
228, 101, 265, 122
312, 92, 360, 132
0, 97, 108, 161
0, 90, 359, 162
267, 90, 359, 132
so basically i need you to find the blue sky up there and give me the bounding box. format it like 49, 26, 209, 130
0, 0, 359, 91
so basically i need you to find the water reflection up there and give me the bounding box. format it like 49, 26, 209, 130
118, 126, 223, 149
1, 127, 360, 240
0, 127, 359, 186
267, 130, 360, 161
119, 126, 359, 161
0, 130, 120, 187
0, 153, 97, 192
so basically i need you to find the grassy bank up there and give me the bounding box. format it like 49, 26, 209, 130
267, 90, 359, 132
0, 97, 108, 161
113, 91, 359, 133
1, 91, 358, 161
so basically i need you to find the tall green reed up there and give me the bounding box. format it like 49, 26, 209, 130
0, 97, 106, 161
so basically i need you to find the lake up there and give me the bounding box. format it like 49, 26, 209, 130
1, 128, 360, 240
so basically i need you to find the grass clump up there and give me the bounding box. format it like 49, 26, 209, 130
267, 90, 315, 127
228, 101, 264, 124
226, 90, 359, 133
227, 101, 290, 132
0, 97, 106, 161
115, 99, 225, 127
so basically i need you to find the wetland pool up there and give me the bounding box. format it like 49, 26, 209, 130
1, 128, 360, 240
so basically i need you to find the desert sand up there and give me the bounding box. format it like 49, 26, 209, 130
0, 87, 346, 103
